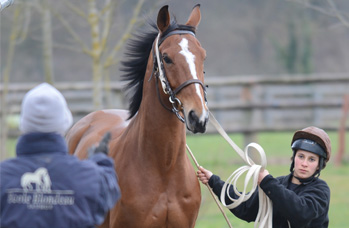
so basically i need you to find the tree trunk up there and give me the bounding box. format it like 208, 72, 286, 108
1, 5, 22, 159
88, 0, 103, 109
42, 0, 55, 84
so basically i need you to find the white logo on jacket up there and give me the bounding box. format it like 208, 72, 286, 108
6, 167, 75, 210
21, 167, 52, 192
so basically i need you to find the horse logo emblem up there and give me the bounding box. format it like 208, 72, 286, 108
20, 167, 52, 192
7, 167, 74, 210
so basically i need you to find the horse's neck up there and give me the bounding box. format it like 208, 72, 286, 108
128, 70, 187, 170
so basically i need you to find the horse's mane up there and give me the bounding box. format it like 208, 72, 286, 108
120, 21, 158, 119
120, 18, 195, 119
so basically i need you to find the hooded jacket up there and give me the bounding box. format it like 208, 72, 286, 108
209, 173, 330, 228
0, 132, 121, 228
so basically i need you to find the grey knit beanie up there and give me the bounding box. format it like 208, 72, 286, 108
19, 83, 73, 135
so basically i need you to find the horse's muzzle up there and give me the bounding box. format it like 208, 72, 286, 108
187, 110, 208, 133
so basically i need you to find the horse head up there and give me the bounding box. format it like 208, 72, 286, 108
154, 5, 209, 133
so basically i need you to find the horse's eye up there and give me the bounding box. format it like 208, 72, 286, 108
163, 55, 173, 64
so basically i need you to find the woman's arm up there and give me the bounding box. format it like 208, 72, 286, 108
260, 175, 330, 227
197, 166, 260, 222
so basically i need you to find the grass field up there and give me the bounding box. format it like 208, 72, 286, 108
186, 131, 349, 228
4, 131, 349, 227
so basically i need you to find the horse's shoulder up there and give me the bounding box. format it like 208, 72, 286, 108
101, 109, 129, 118
66, 109, 130, 158
92, 109, 131, 128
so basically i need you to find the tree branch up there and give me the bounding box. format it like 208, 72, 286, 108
327, 0, 349, 27
88, 0, 101, 59
100, 0, 114, 54
287, 0, 349, 28
63, 0, 88, 20
104, 0, 145, 69
51, 6, 92, 56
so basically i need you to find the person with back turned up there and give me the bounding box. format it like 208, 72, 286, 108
0, 82, 121, 228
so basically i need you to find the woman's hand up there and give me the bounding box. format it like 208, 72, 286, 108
258, 169, 270, 185
197, 166, 213, 184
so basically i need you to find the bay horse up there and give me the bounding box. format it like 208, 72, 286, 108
66, 4, 208, 228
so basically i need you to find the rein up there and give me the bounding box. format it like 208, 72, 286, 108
151, 30, 207, 122
186, 111, 274, 228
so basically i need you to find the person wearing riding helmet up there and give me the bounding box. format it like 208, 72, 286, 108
197, 126, 331, 228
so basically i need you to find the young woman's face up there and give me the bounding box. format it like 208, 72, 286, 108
293, 150, 320, 180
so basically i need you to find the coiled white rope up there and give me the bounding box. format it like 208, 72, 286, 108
220, 142, 273, 228
195, 111, 273, 228
208, 112, 273, 228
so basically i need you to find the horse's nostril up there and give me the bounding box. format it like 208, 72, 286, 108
188, 110, 207, 133
189, 110, 196, 120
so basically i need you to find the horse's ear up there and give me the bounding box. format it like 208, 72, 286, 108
157, 5, 170, 33
185, 4, 201, 28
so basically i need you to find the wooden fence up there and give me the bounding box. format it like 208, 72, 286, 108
1, 73, 349, 138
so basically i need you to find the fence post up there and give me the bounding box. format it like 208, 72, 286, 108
242, 84, 257, 146
335, 94, 349, 166
313, 86, 322, 126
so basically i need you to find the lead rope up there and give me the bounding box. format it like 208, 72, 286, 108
186, 144, 233, 228
186, 111, 273, 228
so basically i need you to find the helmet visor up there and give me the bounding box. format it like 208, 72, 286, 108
291, 139, 327, 159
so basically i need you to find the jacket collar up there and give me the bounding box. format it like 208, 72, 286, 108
16, 132, 68, 156
282, 172, 316, 186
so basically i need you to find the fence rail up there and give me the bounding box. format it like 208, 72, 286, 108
1, 73, 349, 137
204, 73, 349, 136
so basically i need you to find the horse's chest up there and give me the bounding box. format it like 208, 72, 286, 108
114, 155, 201, 227
117, 190, 200, 228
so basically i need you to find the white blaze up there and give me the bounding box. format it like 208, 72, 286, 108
179, 38, 206, 121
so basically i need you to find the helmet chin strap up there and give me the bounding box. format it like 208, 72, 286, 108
291, 171, 318, 185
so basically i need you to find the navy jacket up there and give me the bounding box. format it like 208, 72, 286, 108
0, 133, 121, 228
209, 173, 330, 227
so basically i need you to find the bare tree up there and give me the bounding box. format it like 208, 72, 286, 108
1, 3, 26, 158
288, 0, 349, 166
41, 0, 54, 84
51, 0, 154, 109
288, 0, 349, 28
1, 0, 56, 158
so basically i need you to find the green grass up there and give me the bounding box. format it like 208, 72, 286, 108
1, 138, 17, 160
186, 131, 349, 228
4, 131, 349, 227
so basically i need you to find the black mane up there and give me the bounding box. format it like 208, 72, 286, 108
120, 21, 158, 119
120, 19, 195, 119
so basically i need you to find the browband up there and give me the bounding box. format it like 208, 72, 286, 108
158, 30, 195, 46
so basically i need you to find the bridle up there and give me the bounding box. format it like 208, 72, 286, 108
150, 29, 207, 123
